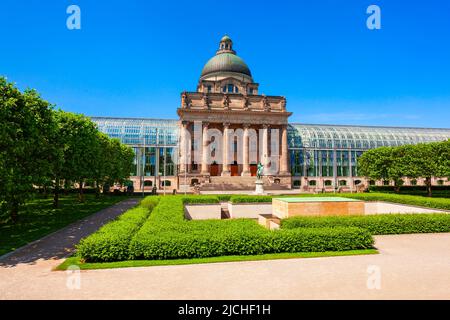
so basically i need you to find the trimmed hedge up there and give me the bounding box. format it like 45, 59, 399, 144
281, 214, 450, 235
229, 193, 450, 211
76, 197, 159, 262
77, 195, 374, 262
182, 195, 220, 204
230, 195, 272, 203
129, 225, 373, 260
369, 186, 450, 193
339, 193, 450, 211
127, 196, 373, 260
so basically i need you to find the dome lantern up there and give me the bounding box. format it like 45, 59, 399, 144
200, 35, 253, 83
217, 35, 235, 54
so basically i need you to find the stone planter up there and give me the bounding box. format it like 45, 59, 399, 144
228, 202, 272, 219
184, 204, 221, 220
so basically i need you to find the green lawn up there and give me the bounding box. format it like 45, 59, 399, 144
0, 194, 128, 256
57, 249, 378, 270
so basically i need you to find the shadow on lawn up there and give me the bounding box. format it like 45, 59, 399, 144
0, 198, 140, 268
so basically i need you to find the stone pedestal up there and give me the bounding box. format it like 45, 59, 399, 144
254, 179, 265, 195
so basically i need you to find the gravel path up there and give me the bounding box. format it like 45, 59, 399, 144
0, 198, 140, 268
1, 232, 449, 299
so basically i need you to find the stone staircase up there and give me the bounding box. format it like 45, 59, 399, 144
199, 176, 290, 191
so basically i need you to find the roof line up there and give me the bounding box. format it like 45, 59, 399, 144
88, 116, 450, 131
289, 123, 450, 131
89, 116, 178, 122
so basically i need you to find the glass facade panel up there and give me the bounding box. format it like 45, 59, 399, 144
92, 117, 450, 179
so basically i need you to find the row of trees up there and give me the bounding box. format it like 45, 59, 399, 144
358, 140, 450, 196
0, 77, 135, 222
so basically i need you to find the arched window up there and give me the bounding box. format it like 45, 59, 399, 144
324, 180, 333, 186
369, 180, 376, 186
309, 180, 317, 186
339, 180, 347, 186
191, 178, 199, 186
162, 180, 171, 187
144, 180, 152, 187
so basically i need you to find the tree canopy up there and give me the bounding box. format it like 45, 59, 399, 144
358, 141, 450, 196
0, 77, 135, 222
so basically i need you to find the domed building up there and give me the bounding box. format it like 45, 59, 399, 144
91, 36, 450, 192
177, 35, 292, 190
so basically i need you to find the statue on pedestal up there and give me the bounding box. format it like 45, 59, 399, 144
255, 162, 265, 195
256, 162, 264, 180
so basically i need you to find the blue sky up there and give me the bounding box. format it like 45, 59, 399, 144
1, 0, 449, 127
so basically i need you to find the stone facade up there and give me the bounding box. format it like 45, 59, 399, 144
177, 36, 292, 190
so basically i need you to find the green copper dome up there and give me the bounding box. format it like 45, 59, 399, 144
221, 35, 231, 42
200, 36, 253, 80
201, 53, 252, 78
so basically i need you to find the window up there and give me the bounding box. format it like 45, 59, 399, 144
339, 180, 347, 186
249, 88, 254, 95
369, 180, 376, 186
191, 178, 199, 186
437, 179, 445, 186
354, 180, 362, 186
324, 180, 333, 186
383, 180, 390, 186
274, 178, 280, 184
227, 84, 234, 93
309, 180, 317, 186
161, 180, 171, 187
207, 85, 212, 93
144, 180, 152, 187
293, 180, 301, 188
411, 179, 417, 186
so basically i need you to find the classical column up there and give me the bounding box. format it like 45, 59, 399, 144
280, 125, 289, 175
242, 124, 251, 176
179, 121, 188, 174
201, 122, 209, 175
222, 123, 231, 176
261, 124, 269, 174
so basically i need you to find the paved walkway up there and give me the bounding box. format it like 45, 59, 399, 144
0, 198, 140, 268
1, 232, 449, 299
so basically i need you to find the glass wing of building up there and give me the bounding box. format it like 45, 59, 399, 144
91, 117, 179, 178
91, 117, 450, 181
288, 123, 450, 179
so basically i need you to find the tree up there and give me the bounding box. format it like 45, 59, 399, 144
357, 146, 393, 184
0, 77, 55, 221
403, 142, 449, 197
59, 113, 99, 202
358, 145, 408, 193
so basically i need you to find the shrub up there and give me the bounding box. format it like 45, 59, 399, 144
217, 195, 232, 202
281, 214, 450, 235
127, 197, 373, 260
182, 195, 219, 204
230, 195, 272, 203
77, 195, 376, 262
339, 193, 450, 211
76, 197, 159, 262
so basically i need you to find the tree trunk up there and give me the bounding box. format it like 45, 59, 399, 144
78, 181, 85, 202
53, 178, 60, 208
10, 200, 19, 223
425, 177, 432, 197
95, 180, 101, 199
